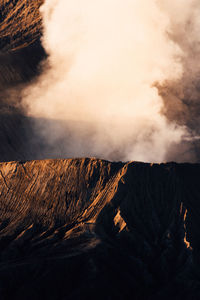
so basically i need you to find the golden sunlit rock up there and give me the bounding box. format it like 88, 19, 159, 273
0, 1, 200, 299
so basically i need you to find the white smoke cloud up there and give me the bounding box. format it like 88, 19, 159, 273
22, 0, 190, 162
157, 1, 200, 114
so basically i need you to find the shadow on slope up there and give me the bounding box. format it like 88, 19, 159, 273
0, 159, 199, 299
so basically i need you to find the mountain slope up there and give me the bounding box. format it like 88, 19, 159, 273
0, 0, 43, 51
0, 3, 200, 298
0, 158, 199, 299
0, 0, 45, 90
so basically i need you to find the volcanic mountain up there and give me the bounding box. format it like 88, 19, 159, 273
1, 1, 200, 300
0, 158, 200, 300
0, 0, 46, 162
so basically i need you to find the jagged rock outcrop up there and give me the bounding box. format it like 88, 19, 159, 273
0, 158, 199, 299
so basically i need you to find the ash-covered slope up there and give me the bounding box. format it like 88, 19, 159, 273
0, 158, 200, 299
0, 0, 47, 162
0, 0, 44, 87
0, 0, 43, 51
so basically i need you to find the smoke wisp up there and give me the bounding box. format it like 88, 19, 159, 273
22, 0, 200, 162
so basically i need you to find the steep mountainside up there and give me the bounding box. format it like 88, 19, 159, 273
0, 158, 200, 299
0, 0, 43, 51
0, 0, 47, 163
0, 0, 45, 94
0, 0, 44, 86
1, 3, 200, 298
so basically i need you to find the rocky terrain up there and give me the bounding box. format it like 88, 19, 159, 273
0, 158, 200, 299
0, 0, 47, 162
0, 0, 44, 86
0, 0, 42, 50
1, 1, 200, 299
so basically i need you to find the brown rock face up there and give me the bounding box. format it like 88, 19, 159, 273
0, 0, 43, 51
0, 158, 200, 299
0, 2, 200, 298
0, 0, 45, 90
0, 1, 47, 166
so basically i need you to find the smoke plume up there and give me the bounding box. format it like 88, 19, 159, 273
22, 0, 200, 162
